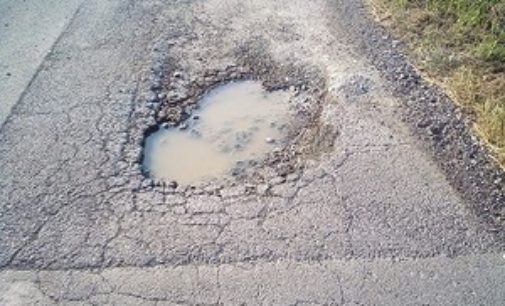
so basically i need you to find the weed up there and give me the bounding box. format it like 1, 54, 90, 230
369, 0, 505, 165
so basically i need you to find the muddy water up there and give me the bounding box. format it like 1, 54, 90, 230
143, 81, 292, 184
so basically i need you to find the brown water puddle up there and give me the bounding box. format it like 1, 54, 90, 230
143, 81, 292, 184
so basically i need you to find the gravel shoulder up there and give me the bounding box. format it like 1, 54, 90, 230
327, 0, 505, 232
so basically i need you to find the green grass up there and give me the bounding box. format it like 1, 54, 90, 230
370, 0, 505, 165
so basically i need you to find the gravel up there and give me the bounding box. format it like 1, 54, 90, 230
331, 0, 505, 232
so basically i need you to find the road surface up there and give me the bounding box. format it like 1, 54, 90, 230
0, 0, 83, 126
0, 0, 504, 304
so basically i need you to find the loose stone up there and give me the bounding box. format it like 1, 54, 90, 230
257, 184, 270, 195
269, 176, 286, 185
167, 181, 178, 189
286, 173, 300, 182
147, 92, 159, 102
142, 179, 154, 188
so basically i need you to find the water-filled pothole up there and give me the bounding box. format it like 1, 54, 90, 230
142, 81, 292, 185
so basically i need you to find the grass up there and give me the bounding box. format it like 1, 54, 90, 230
368, 0, 505, 165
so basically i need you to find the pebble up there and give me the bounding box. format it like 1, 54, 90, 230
147, 92, 159, 102
146, 102, 156, 110
141, 179, 154, 188
150, 81, 162, 91
416, 119, 431, 129
179, 123, 189, 130
429, 123, 444, 135
257, 184, 270, 195
167, 181, 178, 189
266, 137, 275, 144
269, 176, 286, 186
286, 173, 300, 182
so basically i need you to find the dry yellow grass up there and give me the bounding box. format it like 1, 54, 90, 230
368, 0, 505, 166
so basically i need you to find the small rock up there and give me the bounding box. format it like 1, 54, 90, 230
429, 123, 445, 135
151, 82, 162, 91
161, 122, 170, 129
173, 71, 183, 78
6, 72, 11, 77
142, 179, 154, 188
179, 123, 189, 130
193, 115, 200, 120
257, 184, 270, 195
167, 181, 178, 189
231, 168, 242, 176
266, 137, 275, 144
269, 176, 286, 186
286, 173, 299, 182
146, 102, 156, 110
416, 119, 431, 129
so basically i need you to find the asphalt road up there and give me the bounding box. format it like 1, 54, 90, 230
0, 0, 504, 305
0, 0, 84, 126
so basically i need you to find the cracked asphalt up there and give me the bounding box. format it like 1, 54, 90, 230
1, 0, 504, 305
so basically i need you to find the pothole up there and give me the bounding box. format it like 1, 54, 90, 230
142, 80, 294, 185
